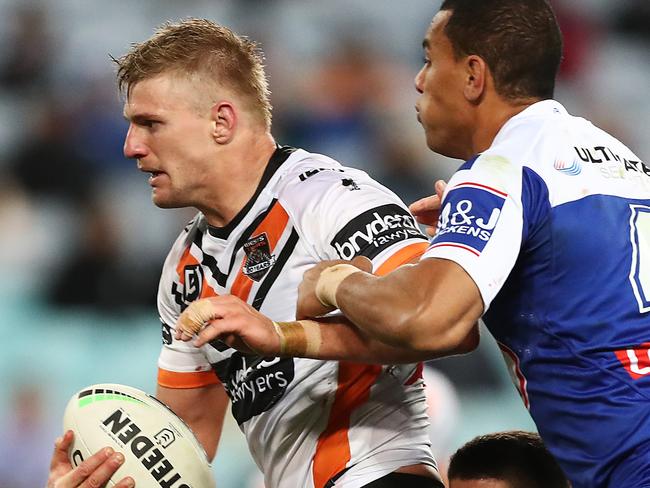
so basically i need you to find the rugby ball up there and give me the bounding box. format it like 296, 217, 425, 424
63, 383, 215, 488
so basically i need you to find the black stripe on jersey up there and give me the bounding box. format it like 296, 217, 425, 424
189, 198, 282, 291
192, 231, 228, 287
251, 228, 300, 310
207, 145, 295, 239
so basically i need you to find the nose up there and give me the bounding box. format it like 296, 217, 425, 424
414, 67, 425, 94
123, 124, 148, 160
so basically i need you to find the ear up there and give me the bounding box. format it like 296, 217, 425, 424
464, 55, 487, 103
210, 102, 237, 144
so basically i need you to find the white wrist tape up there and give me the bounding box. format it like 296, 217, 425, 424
177, 299, 219, 336
273, 320, 323, 357
315, 264, 363, 308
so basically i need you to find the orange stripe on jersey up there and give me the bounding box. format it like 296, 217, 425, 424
230, 202, 290, 301
374, 241, 428, 276
312, 242, 426, 486
158, 368, 221, 389
312, 363, 382, 488
375, 242, 427, 389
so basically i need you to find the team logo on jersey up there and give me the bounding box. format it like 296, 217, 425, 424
554, 158, 582, 175
331, 204, 425, 260
212, 353, 295, 425
242, 233, 276, 281
429, 182, 507, 256
183, 264, 203, 301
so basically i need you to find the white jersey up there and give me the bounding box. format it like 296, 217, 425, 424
423, 100, 650, 487
157, 147, 436, 488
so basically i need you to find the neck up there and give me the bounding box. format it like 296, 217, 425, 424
199, 130, 277, 227
469, 97, 539, 158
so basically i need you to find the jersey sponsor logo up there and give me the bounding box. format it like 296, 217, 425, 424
212, 353, 295, 424
554, 158, 582, 175
429, 182, 507, 256
615, 343, 650, 380
242, 233, 276, 282
330, 204, 424, 260
574, 145, 649, 177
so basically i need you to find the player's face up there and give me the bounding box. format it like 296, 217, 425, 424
123, 74, 216, 209
415, 10, 473, 159
449, 479, 512, 488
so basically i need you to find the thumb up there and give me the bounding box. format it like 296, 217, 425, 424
435, 179, 447, 198
351, 255, 373, 273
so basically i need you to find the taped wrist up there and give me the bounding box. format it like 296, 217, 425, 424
177, 299, 219, 335
273, 320, 322, 357
315, 264, 363, 308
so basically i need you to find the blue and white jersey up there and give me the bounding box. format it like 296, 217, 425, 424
423, 100, 650, 487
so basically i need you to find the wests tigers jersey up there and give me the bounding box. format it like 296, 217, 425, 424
156, 146, 436, 488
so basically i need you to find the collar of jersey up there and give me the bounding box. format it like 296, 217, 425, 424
207, 145, 296, 239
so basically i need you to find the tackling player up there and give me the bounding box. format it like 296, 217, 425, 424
182, 1, 650, 487
297, 1, 650, 486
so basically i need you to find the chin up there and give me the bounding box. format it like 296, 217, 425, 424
152, 195, 183, 209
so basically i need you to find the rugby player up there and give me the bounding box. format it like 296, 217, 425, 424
183, 1, 650, 486
48, 18, 456, 488
447, 431, 569, 488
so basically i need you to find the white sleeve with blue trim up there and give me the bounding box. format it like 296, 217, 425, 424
421, 154, 525, 310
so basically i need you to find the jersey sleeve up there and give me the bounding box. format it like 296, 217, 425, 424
156, 223, 221, 389
421, 154, 526, 310
282, 164, 429, 272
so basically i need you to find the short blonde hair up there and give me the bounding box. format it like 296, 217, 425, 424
115, 18, 272, 128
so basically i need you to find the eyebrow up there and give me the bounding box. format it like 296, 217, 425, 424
123, 112, 160, 123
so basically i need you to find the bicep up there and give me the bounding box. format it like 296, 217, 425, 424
156, 384, 229, 461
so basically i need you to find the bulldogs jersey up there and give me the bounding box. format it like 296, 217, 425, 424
423, 100, 650, 487
157, 146, 436, 488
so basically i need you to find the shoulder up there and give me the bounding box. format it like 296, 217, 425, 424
275, 148, 402, 213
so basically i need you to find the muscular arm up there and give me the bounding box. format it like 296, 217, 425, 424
156, 384, 229, 461
304, 314, 479, 363
329, 258, 484, 355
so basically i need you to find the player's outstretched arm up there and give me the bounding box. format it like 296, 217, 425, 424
298, 257, 483, 355
174, 293, 477, 363
47, 430, 134, 488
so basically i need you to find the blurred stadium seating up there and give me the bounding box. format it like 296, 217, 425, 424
0, 0, 647, 486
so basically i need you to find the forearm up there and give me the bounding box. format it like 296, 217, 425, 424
335, 270, 437, 349
283, 316, 443, 364
156, 384, 228, 461
322, 259, 483, 353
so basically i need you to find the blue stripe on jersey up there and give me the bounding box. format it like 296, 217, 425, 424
458, 155, 480, 172
485, 187, 650, 487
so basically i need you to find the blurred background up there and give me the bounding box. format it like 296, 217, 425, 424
0, 0, 648, 486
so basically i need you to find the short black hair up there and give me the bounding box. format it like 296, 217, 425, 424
447, 431, 570, 488
440, 0, 563, 101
